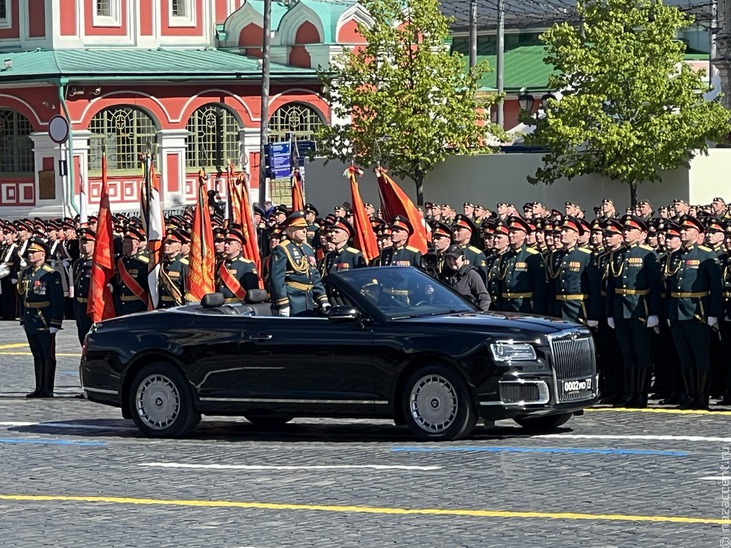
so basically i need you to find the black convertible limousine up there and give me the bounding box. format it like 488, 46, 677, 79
80, 267, 598, 440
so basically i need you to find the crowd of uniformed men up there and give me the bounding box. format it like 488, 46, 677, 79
2, 193, 730, 409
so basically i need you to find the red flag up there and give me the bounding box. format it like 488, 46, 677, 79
186, 170, 216, 301
291, 168, 304, 211
375, 168, 428, 254
345, 166, 379, 263
238, 173, 262, 276
87, 153, 115, 323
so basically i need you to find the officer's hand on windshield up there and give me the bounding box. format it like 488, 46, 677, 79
607, 317, 615, 329
646, 315, 659, 329
587, 320, 599, 328
708, 316, 719, 329
278, 307, 290, 317
50, 327, 59, 335
321, 302, 332, 314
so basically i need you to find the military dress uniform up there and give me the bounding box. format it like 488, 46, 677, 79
665, 220, 722, 409
115, 251, 150, 315
378, 245, 423, 268
498, 242, 547, 315
459, 244, 488, 283
19, 239, 64, 397
159, 254, 188, 308
72, 252, 93, 345
323, 245, 366, 275
720, 230, 731, 405
606, 221, 661, 407
546, 240, 601, 324
217, 254, 259, 303
270, 238, 328, 316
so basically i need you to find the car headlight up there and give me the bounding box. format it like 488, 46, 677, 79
490, 342, 537, 362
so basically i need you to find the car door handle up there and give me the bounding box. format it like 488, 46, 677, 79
248, 333, 272, 341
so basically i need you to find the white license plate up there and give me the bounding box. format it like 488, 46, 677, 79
563, 377, 592, 392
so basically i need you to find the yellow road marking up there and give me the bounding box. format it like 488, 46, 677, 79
0, 494, 721, 524
587, 406, 731, 416
0, 343, 29, 349
0, 352, 80, 357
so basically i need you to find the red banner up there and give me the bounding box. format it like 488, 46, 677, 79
238, 174, 262, 277
87, 154, 116, 323
346, 166, 379, 263
292, 169, 305, 212
375, 168, 428, 254
186, 170, 216, 301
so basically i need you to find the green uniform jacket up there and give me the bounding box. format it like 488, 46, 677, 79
18, 263, 64, 333
498, 244, 546, 314
216, 254, 260, 302
323, 246, 366, 275
665, 243, 722, 321
459, 244, 487, 283
159, 254, 188, 308
378, 245, 423, 269
606, 243, 661, 320
546, 245, 601, 323
270, 240, 328, 314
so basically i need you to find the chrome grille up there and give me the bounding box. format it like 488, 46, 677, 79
549, 331, 597, 403
500, 383, 541, 404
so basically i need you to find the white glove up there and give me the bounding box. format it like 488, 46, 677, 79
667, 319, 671, 326
646, 315, 659, 329
708, 316, 719, 328
587, 320, 599, 328
50, 327, 59, 334
278, 307, 290, 317
607, 317, 615, 329
107, 283, 114, 294
321, 303, 332, 313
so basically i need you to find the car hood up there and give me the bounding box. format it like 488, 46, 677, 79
404, 311, 581, 335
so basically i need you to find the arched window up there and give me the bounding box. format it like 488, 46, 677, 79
0, 109, 33, 175
88, 107, 157, 173
268, 103, 324, 144
185, 104, 241, 169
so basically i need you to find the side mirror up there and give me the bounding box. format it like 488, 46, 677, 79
327, 306, 361, 321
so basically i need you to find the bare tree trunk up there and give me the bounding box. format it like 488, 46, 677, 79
630, 181, 638, 210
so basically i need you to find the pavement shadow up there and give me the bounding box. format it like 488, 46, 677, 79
6, 417, 572, 443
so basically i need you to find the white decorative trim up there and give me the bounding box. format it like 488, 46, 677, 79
178, 89, 254, 125
93, 0, 121, 28
276, 2, 324, 46
335, 3, 374, 41
269, 88, 328, 122
75, 91, 171, 126
168, 0, 196, 28
220, 2, 262, 49
0, 0, 12, 30
0, 94, 43, 127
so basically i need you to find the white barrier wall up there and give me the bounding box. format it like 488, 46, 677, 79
303, 148, 731, 214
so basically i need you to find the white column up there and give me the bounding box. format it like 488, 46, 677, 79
71, 130, 92, 216
240, 126, 263, 203
157, 129, 189, 208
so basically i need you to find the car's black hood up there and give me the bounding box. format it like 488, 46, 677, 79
404, 311, 581, 335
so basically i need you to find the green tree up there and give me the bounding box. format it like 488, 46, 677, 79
524, 0, 731, 206
317, 0, 499, 205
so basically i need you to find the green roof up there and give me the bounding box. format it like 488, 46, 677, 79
0, 48, 316, 83
453, 35, 710, 93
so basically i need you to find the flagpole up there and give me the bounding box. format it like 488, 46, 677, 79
258, 0, 272, 208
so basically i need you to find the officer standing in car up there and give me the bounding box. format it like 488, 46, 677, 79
270, 211, 330, 316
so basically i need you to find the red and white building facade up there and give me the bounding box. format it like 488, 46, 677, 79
0, 0, 372, 217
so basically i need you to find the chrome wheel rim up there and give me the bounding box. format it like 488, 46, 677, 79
135, 374, 181, 430
409, 374, 458, 433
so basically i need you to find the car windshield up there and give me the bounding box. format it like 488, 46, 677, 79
336, 267, 477, 319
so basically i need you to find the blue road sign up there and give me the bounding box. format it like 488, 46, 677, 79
269, 141, 291, 179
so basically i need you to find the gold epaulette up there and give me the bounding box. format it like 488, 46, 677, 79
406, 246, 420, 253
238, 257, 253, 263
526, 247, 539, 255
346, 247, 360, 254
640, 244, 654, 251
137, 255, 150, 263
699, 245, 712, 252
467, 246, 482, 254
180, 258, 189, 265
41, 264, 54, 273
578, 247, 592, 254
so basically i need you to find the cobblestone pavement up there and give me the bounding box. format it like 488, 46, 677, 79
0, 322, 729, 547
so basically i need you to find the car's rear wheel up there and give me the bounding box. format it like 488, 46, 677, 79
513, 413, 572, 431
402, 365, 477, 441
244, 415, 294, 427
129, 363, 200, 438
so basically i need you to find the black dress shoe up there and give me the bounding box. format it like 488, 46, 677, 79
25, 389, 42, 398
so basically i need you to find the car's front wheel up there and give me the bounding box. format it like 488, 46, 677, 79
513, 413, 572, 431
129, 363, 200, 438
402, 365, 477, 441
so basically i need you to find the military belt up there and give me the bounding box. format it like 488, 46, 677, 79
555, 294, 588, 301
76, 296, 88, 303
25, 301, 50, 308
120, 295, 143, 302
502, 292, 533, 299
671, 291, 709, 298
285, 281, 314, 291
614, 288, 650, 296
